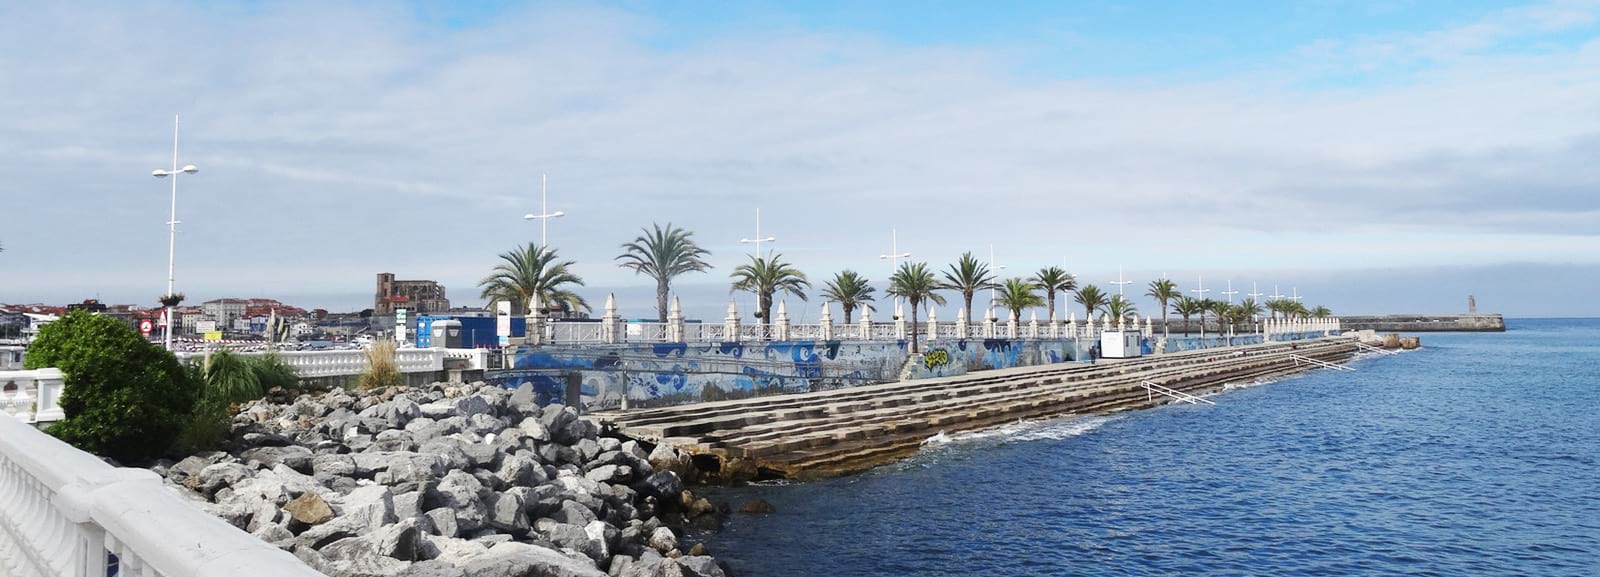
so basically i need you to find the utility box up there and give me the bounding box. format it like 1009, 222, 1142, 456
1100, 330, 1144, 359
429, 320, 463, 349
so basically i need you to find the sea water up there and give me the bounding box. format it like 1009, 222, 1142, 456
698, 319, 1600, 576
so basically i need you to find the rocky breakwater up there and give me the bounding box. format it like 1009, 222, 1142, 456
154, 382, 731, 577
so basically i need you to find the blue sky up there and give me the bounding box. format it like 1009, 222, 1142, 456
2, 1, 1599, 318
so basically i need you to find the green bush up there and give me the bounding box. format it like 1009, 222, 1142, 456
203, 349, 262, 405
248, 351, 302, 392
25, 310, 198, 463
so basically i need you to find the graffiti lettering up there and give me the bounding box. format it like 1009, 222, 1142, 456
923, 348, 951, 370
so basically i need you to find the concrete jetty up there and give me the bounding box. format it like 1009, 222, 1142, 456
1338, 314, 1504, 332
594, 336, 1359, 480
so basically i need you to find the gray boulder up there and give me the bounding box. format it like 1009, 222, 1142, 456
423, 508, 460, 538
454, 395, 493, 419
496, 454, 549, 487
585, 465, 632, 485
486, 489, 530, 534
461, 542, 605, 577
338, 485, 398, 531
374, 429, 417, 452
518, 417, 552, 442
675, 557, 726, 577
550, 499, 599, 527
633, 472, 683, 502
188, 462, 252, 495
241, 445, 314, 473
646, 445, 696, 482
647, 528, 676, 555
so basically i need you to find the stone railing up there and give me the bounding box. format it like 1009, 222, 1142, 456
176, 348, 447, 379
0, 369, 64, 425
0, 415, 324, 577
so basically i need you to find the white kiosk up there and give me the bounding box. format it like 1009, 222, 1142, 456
1099, 330, 1144, 359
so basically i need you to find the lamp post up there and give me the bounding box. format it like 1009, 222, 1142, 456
738, 208, 776, 259
1221, 280, 1239, 304
987, 244, 1006, 311
1111, 265, 1133, 297
151, 114, 199, 352
879, 228, 910, 313
522, 173, 565, 247
1190, 275, 1210, 339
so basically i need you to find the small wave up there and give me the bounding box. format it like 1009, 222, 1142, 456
947, 415, 1116, 444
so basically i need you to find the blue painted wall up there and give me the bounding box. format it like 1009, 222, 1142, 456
492, 338, 1085, 410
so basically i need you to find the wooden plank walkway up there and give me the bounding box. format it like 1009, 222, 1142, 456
593, 337, 1358, 479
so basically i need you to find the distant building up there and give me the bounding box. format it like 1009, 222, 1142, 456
65, 299, 108, 313
203, 298, 250, 327
375, 273, 450, 316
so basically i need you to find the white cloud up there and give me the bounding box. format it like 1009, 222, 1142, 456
1, 1, 1598, 314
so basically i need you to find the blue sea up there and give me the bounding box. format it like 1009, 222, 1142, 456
699, 319, 1600, 576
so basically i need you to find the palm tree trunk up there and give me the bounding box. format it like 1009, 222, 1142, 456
656, 280, 670, 323
963, 292, 974, 323
909, 297, 921, 353
1160, 302, 1169, 337
843, 305, 854, 325
1047, 291, 1056, 322
759, 292, 772, 338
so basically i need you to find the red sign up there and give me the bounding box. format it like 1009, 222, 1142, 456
139, 319, 154, 336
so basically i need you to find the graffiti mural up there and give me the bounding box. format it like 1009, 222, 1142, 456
493, 337, 1088, 412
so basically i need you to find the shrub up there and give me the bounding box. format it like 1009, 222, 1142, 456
25, 310, 198, 463
204, 349, 262, 405
358, 340, 401, 390
248, 351, 302, 392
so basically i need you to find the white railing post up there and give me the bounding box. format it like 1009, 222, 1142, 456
601, 293, 621, 344
819, 302, 834, 341
955, 307, 969, 339
525, 293, 545, 346
667, 296, 685, 343
984, 307, 998, 339
773, 301, 790, 341
893, 300, 907, 341
858, 306, 873, 342
926, 307, 939, 341
724, 300, 741, 343
1027, 310, 1039, 339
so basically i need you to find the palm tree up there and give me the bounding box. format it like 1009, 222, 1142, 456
1107, 295, 1139, 324
1206, 299, 1233, 334
1238, 298, 1264, 328
730, 254, 809, 327
1311, 305, 1332, 318
886, 262, 946, 353
1072, 284, 1109, 320
1031, 267, 1076, 322
1286, 301, 1310, 319
940, 252, 996, 321
995, 278, 1045, 322
1265, 299, 1292, 320
1145, 279, 1179, 336
821, 270, 877, 324
1171, 296, 1204, 336
615, 223, 712, 322
479, 243, 588, 316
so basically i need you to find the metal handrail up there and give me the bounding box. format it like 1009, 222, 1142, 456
1290, 354, 1355, 371
1141, 380, 1217, 405
1353, 342, 1400, 355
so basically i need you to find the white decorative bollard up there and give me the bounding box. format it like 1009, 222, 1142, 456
724, 300, 741, 342
773, 300, 791, 341
956, 307, 969, 339
667, 295, 685, 343
819, 302, 834, 341
926, 307, 939, 341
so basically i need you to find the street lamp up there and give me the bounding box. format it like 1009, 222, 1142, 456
523, 173, 564, 247
152, 114, 198, 352
879, 229, 910, 314
739, 208, 775, 258
987, 244, 1006, 311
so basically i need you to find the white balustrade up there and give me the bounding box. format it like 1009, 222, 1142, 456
176, 348, 446, 379
1, 369, 66, 424
0, 415, 325, 577
623, 323, 669, 343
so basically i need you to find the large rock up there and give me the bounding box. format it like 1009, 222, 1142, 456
424, 508, 460, 538
188, 462, 252, 495
550, 499, 599, 527
633, 472, 683, 502
285, 492, 335, 525
461, 542, 606, 577
674, 557, 726, 577
168, 452, 229, 484
339, 485, 398, 531
241, 445, 314, 473
646, 528, 676, 555
585, 465, 631, 485
486, 489, 530, 534
497, 454, 548, 487
454, 395, 494, 419
646, 445, 697, 483
430, 470, 487, 532
572, 439, 602, 464
517, 417, 552, 442
535, 519, 605, 563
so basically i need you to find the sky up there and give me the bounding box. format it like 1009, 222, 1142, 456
2, 0, 1598, 319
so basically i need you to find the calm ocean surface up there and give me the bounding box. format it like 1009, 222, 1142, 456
698, 319, 1600, 576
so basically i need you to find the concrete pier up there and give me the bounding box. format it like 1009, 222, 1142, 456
1338, 314, 1504, 332
594, 336, 1359, 480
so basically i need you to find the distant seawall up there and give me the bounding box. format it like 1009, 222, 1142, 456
1339, 314, 1505, 332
